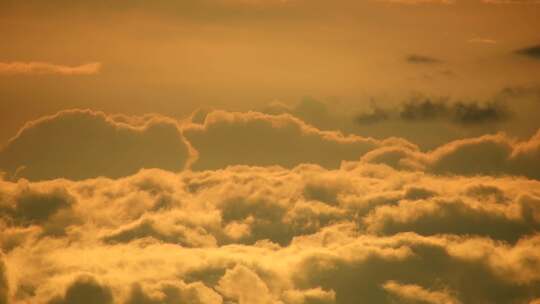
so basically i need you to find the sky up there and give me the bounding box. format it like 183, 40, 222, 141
1, 0, 540, 303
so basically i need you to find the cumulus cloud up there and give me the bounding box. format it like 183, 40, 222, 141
0, 163, 539, 303
361, 129, 540, 180
0, 62, 101, 76
47, 276, 113, 304
0, 109, 192, 180
183, 110, 399, 170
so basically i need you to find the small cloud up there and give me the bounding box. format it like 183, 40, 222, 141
515, 44, 540, 59
406, 54, 443, 65
382, 281, 461, 304
0, 61, 101, 75
468, 38, 498, 44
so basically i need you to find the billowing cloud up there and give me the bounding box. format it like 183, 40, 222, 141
0, 62, 101, 76
47, 276, 113, 304
382, 281, 460, 304
0, 109, 193, 180
0, 163, 539, 303
183, 110, 404, 170
362, 128, 540, 180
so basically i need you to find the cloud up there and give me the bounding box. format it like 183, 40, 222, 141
183, 110, 399, 170
216, 264, 273, 304
362, 129, 540, 180
382, 281, 461, 304
353, 96, 511, 127
406, 54, 443, 64
1, 165, 540, 303
354, 107, 390, 125
0, 109, 193, 180
515, 44, 540, 59
0, 62, 101, 76
125, 281, 222, 304
468, 38, 498, 44
47, 275, 113, 304
399, 98, 510, 124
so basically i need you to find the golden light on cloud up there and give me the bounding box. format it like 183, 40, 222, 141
0, 62, 101, 76
0, 0, 540, 303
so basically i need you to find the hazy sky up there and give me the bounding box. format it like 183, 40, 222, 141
1, 0, 540, 144
1, 1, 540, 304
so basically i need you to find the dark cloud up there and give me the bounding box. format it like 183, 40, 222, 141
400, 98, 449, 120
12, 187, 74, 225
400, 98, 510, 124
354, 107, 390, 125
0, 109, 192, 181
48, 276, 114, 304
125, 281, 221, 304
406, 54, 443, 64
515, 44, 540, 59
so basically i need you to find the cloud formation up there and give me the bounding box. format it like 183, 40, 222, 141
361, 129, 540, 179
2, 108, 540, 181
0, 62, 101, 76
0, 109, 192, 180
0, 162, 539, 303
399, 98, 510, 124
183, 110, 399, 170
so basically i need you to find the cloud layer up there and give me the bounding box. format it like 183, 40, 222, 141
2, 108, 540, 181
1, 164, 539, 303
0, 109, 192, 180
0, 108, 539, 303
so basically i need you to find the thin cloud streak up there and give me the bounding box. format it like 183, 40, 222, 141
0, 62, 101, 75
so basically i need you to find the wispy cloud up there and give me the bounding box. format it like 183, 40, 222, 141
468, 38, 498, 44
406, 54, 443, 65
0, 61, 101, 75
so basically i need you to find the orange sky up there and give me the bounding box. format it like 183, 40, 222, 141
1, 1, 540, 304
